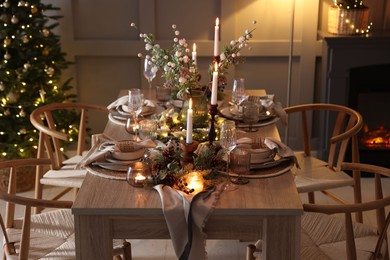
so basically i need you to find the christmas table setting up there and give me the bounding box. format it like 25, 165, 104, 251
72, 18, 301, 260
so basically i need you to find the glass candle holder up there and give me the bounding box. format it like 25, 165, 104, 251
126, 162, 151, 187
139, 119, 158, 140
185, 171, 204, 194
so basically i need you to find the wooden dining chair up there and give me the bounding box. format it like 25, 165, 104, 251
0, 158, 132, 260
247, 162, 390, 260
30, 102, 108, 212
284, 103, 364, 220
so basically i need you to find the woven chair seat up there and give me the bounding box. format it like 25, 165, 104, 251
301, 212, 382, 260
294, 152, 355, 193
6, 209, 127, 259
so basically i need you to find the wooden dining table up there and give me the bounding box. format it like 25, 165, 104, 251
72, 91, 303, 259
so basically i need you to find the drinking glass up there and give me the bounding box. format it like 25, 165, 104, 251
144, 58, 157, 89
232, 78, 248, 107
127, 88, 143, 133
230, 148, 250, 184
242, 101, 260, 132
219, 120, 238, 187
138, 119, 158, 140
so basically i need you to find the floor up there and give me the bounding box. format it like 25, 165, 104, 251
1, 178, 389, 259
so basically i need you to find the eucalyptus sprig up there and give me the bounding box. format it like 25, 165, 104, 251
132, 23, 201, 99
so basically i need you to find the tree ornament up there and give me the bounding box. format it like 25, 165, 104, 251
31, 5, 38, 14
11, 15, 19, 24
3, 0, 10, 8
18, 1, 25, 7
19, 109, 26, 117
3, 37, 11, 46
7, 91, 20, 103
0, 82, 5, 91
42, 28, 50, 37
22, 35, 29, 43
39, 89, 46, 102
4, 52, 11, 60
20, 128, 27, 134
23, 62, 31, 71
0, 14, 10, 23
42, 48, 49, 56
45, 66, 54, 76
4, 108, 11, 116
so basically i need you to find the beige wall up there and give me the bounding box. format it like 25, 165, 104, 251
44, 0, 390, 145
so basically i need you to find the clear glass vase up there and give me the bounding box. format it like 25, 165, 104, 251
181, 90, 209, 129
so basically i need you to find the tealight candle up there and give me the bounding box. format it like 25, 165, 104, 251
186, 98, 193, 143
187, 171, 204, 194
134, 174, 146, 184
211, 62, 218, 105
192, 43, 197, 65
214, 18, 219, 57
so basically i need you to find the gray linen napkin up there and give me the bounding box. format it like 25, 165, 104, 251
76, 139, 156, 169
237, 137, 299, 168
153, 184, 224, 260
247, 94, 287, 125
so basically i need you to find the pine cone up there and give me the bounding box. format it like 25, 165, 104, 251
162, 173, 178, 187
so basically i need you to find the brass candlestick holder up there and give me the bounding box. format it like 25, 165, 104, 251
208, 104, 218, 145
180, 140, 199, 167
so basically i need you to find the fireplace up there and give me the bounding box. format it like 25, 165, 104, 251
348, 64, 390, 168
320, 34, 390, 166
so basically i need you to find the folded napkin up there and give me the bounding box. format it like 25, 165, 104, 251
237, 137, 299, 167
247, 94, 287, 125
107, 95, 155, 115
154, 184, 224, 260
76, 139, 156, 169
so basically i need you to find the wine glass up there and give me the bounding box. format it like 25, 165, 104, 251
219, 120, 239, 187
144, 58, 157, 89
127, 89, 143, 134
232, 78, 248, 108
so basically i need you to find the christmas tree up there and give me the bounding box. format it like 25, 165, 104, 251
0, 0, 78, 159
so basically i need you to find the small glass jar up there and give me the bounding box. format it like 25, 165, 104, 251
126, 162, 151, 187
156, 85, 171, 102
138, 119, 158, 140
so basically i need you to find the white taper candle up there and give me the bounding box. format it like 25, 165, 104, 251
186, 98, 193, 143
214, 18, 219, 57
211, 62, 218, 105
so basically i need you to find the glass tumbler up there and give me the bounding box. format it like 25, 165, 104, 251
242, 101, 260, 132
138, 119, 158, 140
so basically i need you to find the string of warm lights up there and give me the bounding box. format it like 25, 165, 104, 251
0, 0, 78, 159
329, 0, 373, 35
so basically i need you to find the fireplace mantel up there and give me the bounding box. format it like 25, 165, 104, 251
315, 32, 390, 159
320, 32, 390, 106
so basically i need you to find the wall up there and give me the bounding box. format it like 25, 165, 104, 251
44, 0, 390, 149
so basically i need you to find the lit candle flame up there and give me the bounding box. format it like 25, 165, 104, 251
193, 43, 196, 52
215, 17, 219, 26
189, 98, 192, 110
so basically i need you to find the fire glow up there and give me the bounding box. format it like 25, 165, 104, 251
361, 125, 390, 148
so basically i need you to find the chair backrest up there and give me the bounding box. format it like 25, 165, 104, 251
284, 103, 363, 171
304, 162, 390, 260
30, 102, 108, 170
0, 158, 73, 258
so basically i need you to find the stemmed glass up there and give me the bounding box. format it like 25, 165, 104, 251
232, 78, 248, 109
219, 120, 239, 187
126, 88, 143, 134
144, 58, 157, 87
